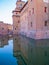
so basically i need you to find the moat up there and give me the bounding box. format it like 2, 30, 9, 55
0, 35, 49, 65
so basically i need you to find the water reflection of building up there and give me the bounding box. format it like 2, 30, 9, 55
13, 35, 27, 65
13, 36, 49, 65
28, 39, 49, 65
13, 36, 21, 56
0, 36, 9, 47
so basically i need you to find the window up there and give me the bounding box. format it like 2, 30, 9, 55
45, 51, 47, 56
2, 28, 4, 30
32, 8, 34, 14
29, 11, 31, 15
45, 21, 47, 26
31, 0, 32, 1
16, 26, 18, 28
44, 7, 47, 13
15, 38, 16, 40
18, 20, 20, 23
16, 13, 17, 14
20, 4, 22, 6
31, 22, 32, 27
15, 28, 16, 30
8, 29, 9, 32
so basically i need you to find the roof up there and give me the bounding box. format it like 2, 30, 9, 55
12, 1, 28, 13
20, 1, 28, 12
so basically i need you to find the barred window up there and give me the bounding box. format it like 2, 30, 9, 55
44, 7, 47, 13
31, 22, 32, 27
45, 21, 47, 26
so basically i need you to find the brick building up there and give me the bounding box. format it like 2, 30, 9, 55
0, 21, 13, 35
12, 0, 49, 39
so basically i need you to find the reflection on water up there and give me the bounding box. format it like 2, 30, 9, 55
13, 35, 49, 65
0, 36, 18, 65
0, 35, 49, 65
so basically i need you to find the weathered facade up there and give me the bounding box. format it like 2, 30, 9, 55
12, 0, 49, 39
20, 2, 28, 35
12, 0, 25, 34
0, 22, 8, 35
0, 21, 13, 35
7, 24, 13, 35
27, 0, 49, 39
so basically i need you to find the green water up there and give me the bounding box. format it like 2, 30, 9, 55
0, 35, 49, 65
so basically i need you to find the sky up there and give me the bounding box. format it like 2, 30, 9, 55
0, 0, 17, 24
0, 0, 48, 24
44, 0, 48, 2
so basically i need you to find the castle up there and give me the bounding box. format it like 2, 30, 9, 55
0, 21, 13, 35
12, 0, 49, 39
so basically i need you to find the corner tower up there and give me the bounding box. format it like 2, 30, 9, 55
12, 0, 25, 34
